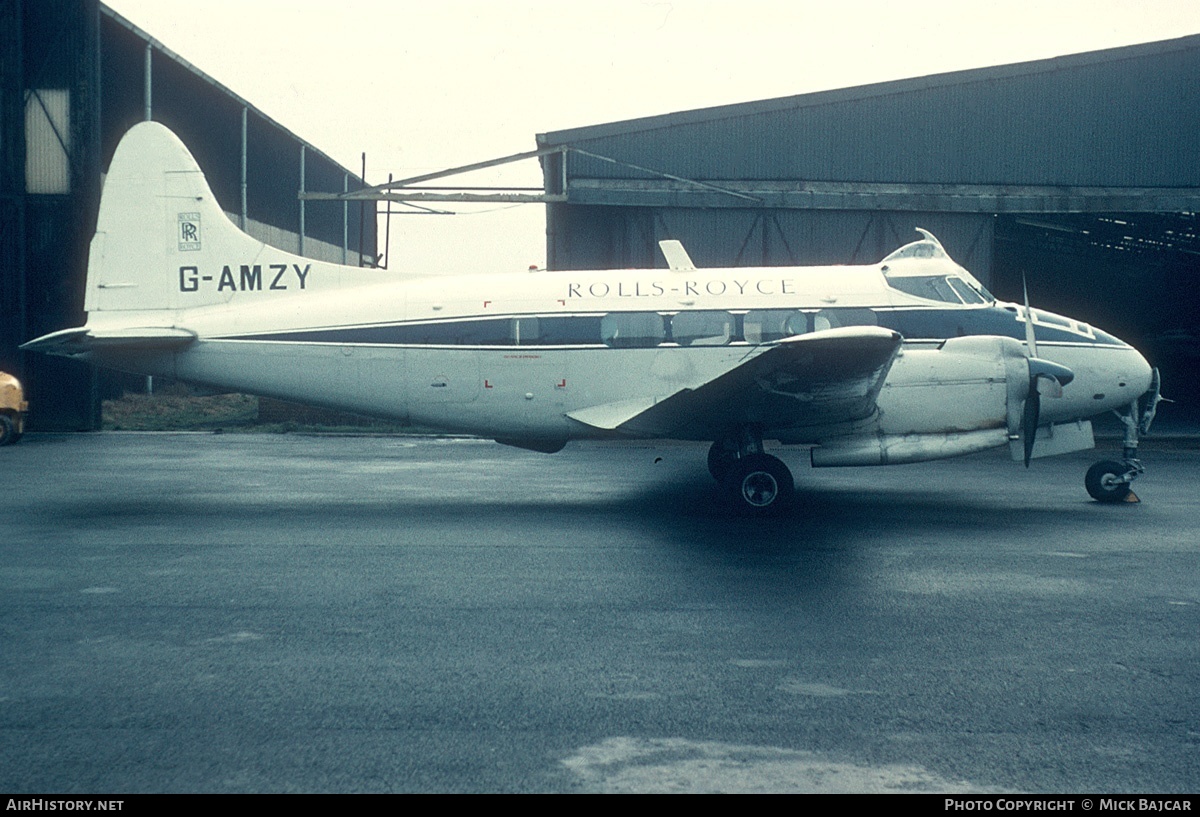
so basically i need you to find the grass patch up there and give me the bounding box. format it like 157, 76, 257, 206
103, 391, 420, 434
103, 392, 259, 431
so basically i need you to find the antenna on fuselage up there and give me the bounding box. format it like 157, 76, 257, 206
658, 240, 696, 271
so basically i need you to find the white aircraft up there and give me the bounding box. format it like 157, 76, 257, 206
25, 122, 1164, 513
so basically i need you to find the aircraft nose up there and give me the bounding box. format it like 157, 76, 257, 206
1118, 340, 1156, 398
1097, 342, 1154, 409
1128, 346, 1154, 396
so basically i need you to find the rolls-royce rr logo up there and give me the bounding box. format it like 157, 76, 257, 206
178, 212, 201, 251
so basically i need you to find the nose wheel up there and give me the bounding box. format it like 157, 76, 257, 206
1086, 371, 1162, 504
1085, 459, 1137, 503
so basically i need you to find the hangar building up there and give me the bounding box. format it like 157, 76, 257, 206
536, 35, 1200, 408
1, 0, 377, 430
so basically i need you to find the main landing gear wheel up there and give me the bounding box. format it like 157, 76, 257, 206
0, 415, 15, 446
707, 439, 739, 481
723, 453, 794, 514
1085, 460, 1134, 503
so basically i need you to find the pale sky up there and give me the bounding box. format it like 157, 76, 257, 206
102, 0, 1200, 275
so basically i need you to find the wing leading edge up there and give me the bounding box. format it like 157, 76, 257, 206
567, 325, 902, 439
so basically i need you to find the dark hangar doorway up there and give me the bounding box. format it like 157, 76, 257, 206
992, 213, 1200, 416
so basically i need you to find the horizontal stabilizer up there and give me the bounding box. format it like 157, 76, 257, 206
22, 326, 196, 356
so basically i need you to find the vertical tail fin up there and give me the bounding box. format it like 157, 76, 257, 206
85, 122, 266, 313
84, 122, 383, 317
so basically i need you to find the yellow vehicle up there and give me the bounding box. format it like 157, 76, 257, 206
1, 371, 27, 445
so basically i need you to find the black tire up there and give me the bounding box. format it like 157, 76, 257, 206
707, 439, 739, 482
723, 453, 794, 513
0, 415, 15, 446
1085, 460, 1132, 503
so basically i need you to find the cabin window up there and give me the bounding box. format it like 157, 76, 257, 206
743, 310, 807, 344
405, 319, 511, 345
537, 316, 603, 345
511, 317, 539, 345
814, 308, 877, 331
600, 312, 665, 348
670, 311, 734, 346
1032, 309, 1071, 329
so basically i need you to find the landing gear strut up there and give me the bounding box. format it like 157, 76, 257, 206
708, 427, 794, 514
1085, 368, 1163, 503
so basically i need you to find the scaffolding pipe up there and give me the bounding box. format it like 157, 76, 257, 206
142, 42, 151, 121
240, 107, 247, 229
358, 152, 365, 267
299, 145, 306, 256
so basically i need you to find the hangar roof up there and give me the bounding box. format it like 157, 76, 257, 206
537, 34, 1200, 212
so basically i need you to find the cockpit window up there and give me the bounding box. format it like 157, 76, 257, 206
946, 277, 988, 304
889, 275, 961, 303
888, 274, 992, 305
1011, 306, 1096, 339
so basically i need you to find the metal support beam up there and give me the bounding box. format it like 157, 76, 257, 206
561, 178, 1200, 214
298, 145, 306, 256
312, 144, 753, 206
143, 42, 151, 121
239, 107, 247, 229
304, 190, 567, 204
361, 145, 568, 193
241, 106, 248, 229
358, 152, 365, 267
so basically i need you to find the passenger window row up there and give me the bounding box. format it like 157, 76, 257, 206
386, 309, 879, 348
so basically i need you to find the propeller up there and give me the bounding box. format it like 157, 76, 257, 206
1020, 277, 1074, 467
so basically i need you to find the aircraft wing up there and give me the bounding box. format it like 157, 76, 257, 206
567, 325, 902, 438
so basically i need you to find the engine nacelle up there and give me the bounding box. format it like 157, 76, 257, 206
811, 428, 1009, 466
812, 336, 1033, 466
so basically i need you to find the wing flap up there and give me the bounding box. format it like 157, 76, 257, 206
566, 397, 661, 431
569, 326, 902, 438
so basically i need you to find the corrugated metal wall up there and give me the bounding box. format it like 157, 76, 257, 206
0, 0, 25, 376
545, 37, 1200, 188
6, 0, 102, 431
548, 205, 993, 278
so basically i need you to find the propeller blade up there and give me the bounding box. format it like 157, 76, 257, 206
1021, 358, 1073, 467
1017, 276, 1075, 466
1022, 387, 1040, 467
1023, 275, 1038, 359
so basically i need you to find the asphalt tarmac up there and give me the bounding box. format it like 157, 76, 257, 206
2, 432, 1197, 793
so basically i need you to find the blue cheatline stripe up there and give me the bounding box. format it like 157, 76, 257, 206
214, 306, 1128, 349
